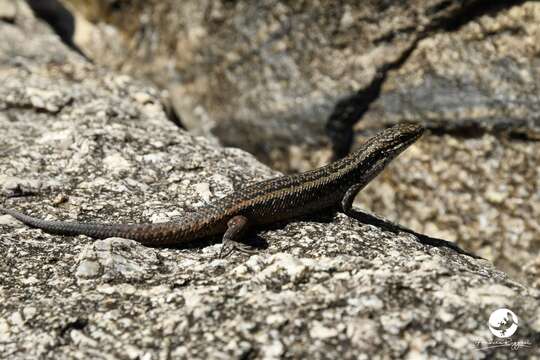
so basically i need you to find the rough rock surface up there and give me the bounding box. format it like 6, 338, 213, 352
57, 0, 540, 289
353, 2, 540, 289
355, 131, 540, 290
361, 2, 540, 138
60, 0, 535, 163
1, 3, 540, 359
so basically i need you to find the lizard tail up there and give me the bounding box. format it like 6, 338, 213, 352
0, 206, 176, 243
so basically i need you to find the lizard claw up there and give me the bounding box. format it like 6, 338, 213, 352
219, 239, 257, 258
219, 239, 235, 258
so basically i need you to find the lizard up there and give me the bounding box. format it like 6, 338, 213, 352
0, 123, 479, 258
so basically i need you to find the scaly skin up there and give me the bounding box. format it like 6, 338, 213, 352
1, 123, 477, 257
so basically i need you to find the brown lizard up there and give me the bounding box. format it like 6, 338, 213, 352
0, 123, 479, 258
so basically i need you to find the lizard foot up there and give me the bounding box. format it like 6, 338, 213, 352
219, 238, 257, 258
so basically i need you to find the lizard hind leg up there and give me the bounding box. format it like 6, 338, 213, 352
219, 215, 255, 258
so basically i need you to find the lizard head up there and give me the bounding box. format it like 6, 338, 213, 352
349, 122, 425, 185
371, 122, 425, 155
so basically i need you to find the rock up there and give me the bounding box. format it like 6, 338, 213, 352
75, 238, 162, 282
349, 3, 540, 287
63, 0, 532, 168
0, 0, 16, 23
1, 2, 539, 359
57, 1, 540, 288
353, 130, 540, 289
0, 176, 41, 197
310, 321, 339, 339
361, 2, 540, 138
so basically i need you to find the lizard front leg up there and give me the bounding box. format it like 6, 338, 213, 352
341, 183, 365, 216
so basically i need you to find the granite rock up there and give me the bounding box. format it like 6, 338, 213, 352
0, 3, 539, 359
361, 2, 540, 138
353, 2, 540, 289
61, 0, 530, 167
55, 1, 540, 287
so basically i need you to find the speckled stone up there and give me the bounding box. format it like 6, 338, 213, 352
57, 1, 540, 291
75, 238, 162, 282
1, 3, 539, 360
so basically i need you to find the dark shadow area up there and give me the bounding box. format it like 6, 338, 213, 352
344, 208, 482, 259
25, 0, 92, 62
0, 11, 15, 24
429, 0, 525, 33
59, 318, 88, 337
243, 232, 270, 250
161, 97, 186, 130
165, 103, 185, 129
426, 120, 540, 141
165, 234, 222, 251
